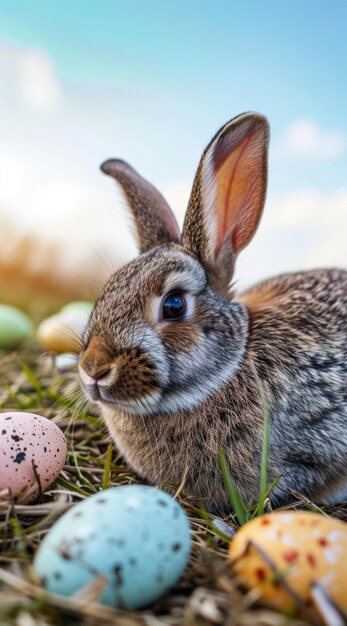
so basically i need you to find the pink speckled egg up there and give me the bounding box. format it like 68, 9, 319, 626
0, 412, 67, 503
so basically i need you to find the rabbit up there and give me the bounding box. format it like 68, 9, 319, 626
78, 112, 347, 513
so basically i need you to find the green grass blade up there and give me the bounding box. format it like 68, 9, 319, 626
102, 443, 113, 490
9, 517, 30, 562
75, 414, 103, 425
18, 359, 43, 399
252, 475, 281, 517
257, 380, 270, 516
4, 384, 31, 409
71, 451, 97, 491
218, 448, 249, 525
55, 477, 90, 496
199, 506, 234, 542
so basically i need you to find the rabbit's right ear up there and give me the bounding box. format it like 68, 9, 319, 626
182, 113, 269, 295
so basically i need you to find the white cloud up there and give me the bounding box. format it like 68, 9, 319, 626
0, 43, 62, 109
161, 179, 191, 227
161, 180, 347, 288
0, 151, 137, 284
238, 187, 347, 288
17, 49, 62, 109
0, 150, 346, 295
282, 120, 345, 160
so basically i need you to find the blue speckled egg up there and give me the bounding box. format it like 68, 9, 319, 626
33, 486, 191, 609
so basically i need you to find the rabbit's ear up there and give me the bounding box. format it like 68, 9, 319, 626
182, 113, 269, 294
101, 159, 180, 253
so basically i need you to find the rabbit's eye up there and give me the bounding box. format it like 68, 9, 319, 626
162, 292, 186, 320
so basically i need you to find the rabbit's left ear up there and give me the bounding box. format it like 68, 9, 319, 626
101, 159, 180, 254
182, 113, 269, 294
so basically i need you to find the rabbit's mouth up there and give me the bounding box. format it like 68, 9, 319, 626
79, 368, 163, 416
98, 389, 163, 417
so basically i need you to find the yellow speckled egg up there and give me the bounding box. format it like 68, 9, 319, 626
228, 511, 347, 620
37, 310, 89, 354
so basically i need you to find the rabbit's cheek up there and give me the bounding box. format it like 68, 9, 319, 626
157, 322, 199, 354
112, 362, 160, 402
79, 332, 164, 410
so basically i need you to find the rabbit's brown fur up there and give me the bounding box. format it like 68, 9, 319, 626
79, 113, 347, 512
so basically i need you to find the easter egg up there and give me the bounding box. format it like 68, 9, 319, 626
34, 486, 191, 609
228, 511, 347, 619
37, 310, 89, 354
0, 412, 67, 504
0, 305, 34, 349
60, 301, 93, 316
55, 353, 78, 372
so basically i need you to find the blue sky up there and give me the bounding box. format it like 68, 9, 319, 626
0, 1, 346, 288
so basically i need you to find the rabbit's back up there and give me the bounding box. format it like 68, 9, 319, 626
240, 268, 347, 393
239, 268, 347, 505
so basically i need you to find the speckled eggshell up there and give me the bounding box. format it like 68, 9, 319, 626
228, 511, 347, 618
34, 486, 191, 609
0, 412, 67, 504
37, 310, 89, 354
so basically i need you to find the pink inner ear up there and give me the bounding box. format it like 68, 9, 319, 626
212, 130, 266, 256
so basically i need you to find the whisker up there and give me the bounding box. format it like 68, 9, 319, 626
86, 245, 116, 283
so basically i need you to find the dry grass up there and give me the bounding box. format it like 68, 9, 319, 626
0, 226, 107, 316
0, 345, 346, 626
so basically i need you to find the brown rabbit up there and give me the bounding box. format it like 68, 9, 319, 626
79, 113, 347, 513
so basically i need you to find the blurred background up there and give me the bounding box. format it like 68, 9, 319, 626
0, 0, 346, 315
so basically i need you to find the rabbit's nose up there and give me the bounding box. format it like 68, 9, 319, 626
79, 336, 113, 381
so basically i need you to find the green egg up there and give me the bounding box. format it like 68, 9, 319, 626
60, 301, 94, 316
0, 305, 34, 349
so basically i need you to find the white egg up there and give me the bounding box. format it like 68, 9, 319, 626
55, 353, 78, 372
